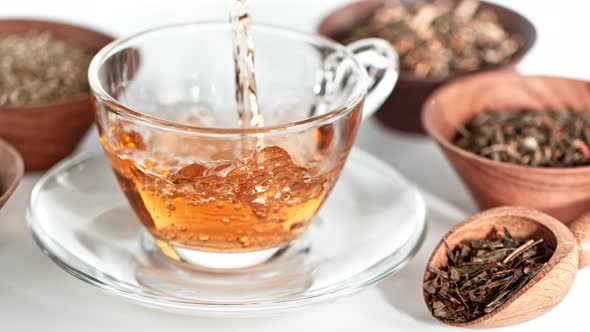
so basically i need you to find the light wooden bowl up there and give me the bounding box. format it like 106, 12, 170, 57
422, 72, 590, 222
0, 138, 24, 210
424, 206, 590, 328
0, 19, 114, 171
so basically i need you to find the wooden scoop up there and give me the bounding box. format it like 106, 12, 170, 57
424, 206, 590, 328
0, 138, 24, 209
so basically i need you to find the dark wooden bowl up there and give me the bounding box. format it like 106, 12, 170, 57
0, 138, 24, 210
318, 0, 536, 134
0, 19, 114, 171
423, 72, 590, 223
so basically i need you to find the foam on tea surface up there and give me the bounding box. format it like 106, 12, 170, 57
103, 126, 342, 253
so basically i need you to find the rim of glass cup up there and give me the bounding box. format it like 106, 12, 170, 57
88, 22, 368, 136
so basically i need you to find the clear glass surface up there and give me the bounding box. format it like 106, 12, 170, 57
27, 149, 425, 316
88, 23, 398, 267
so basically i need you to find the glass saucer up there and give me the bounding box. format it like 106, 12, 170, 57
27, 148, 426, 316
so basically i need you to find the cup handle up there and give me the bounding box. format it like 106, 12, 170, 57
347, 38, 399, 119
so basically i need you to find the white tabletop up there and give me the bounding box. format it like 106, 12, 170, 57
1, 1, 590, 331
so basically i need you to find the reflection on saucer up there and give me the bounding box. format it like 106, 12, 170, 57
28, 150, 425, 316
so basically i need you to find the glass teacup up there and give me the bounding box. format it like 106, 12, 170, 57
89, 23, 398, 268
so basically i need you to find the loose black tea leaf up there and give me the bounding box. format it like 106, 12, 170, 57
454, 109, 590, 167
423, 228, 554, 322
0, 31, 92, 106
341, 0, 522, 78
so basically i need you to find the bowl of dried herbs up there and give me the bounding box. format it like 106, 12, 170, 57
0, 19, 113, 170
319, 0, 535, 133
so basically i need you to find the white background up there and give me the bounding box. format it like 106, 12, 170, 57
1, 1, 590, 331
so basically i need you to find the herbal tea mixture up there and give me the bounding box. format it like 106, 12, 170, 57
454, 109, 590, 167
423, 228, 554, 322
342, 0, 522, 78
0, 31, 92, 106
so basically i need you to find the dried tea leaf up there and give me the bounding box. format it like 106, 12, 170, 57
454, 109, 590, 167
423, 228, 554, 322
341, 0, 523, 78
449, 266, 461, 280
0, 31, 92, 106
423, 280, 437, 294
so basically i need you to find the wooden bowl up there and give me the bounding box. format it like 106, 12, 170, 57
424, 206, 590, 328
423, 72, 590, 223
0, 19, 114, 171
318, 0, 536, 134
0, 138, 24, 210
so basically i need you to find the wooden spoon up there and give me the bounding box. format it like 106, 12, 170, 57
423, 206, 590, 328
0, 138, 24, 209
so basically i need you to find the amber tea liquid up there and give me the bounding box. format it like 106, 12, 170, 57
103, 127, 345, 253
97, 0, 362, 257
